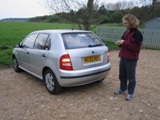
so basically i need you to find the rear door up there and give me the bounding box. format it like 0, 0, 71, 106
29, 33, 51, 76
61, 32, 108, 70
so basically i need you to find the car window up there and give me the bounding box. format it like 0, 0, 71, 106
62, 33, 103, 49
22, 33, 37, 48
45, 36, 51, 50
34, 33, 50, 50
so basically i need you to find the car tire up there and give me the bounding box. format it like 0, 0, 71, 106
13, 57, 22, 72
44, 69, 62, 94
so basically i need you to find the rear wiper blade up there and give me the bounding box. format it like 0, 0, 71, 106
88, 44, 102, 47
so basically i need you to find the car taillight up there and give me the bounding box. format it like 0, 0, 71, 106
107, 52, 110, 63
60, 54, 73, 70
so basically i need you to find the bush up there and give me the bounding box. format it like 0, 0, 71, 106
0, 46, 9, 50
109, 11, 124, 23
47, 15, 61, 23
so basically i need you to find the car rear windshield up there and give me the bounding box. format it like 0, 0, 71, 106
62, 32, 104, 49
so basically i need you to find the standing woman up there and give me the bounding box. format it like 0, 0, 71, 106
115, 14, 143, 101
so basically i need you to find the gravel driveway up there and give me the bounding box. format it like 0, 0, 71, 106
0, 50, 160, 120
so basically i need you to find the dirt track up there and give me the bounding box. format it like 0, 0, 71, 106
0, 50, 160, 120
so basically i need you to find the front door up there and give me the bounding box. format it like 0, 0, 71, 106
18, 33, 37, 70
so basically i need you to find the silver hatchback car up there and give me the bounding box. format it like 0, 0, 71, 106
13, 30, 111, 94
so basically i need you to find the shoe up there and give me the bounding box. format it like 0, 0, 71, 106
114, 89, 124, 95
125, 94, 132, 101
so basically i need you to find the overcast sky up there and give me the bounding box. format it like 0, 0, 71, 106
0, 0, 121, 20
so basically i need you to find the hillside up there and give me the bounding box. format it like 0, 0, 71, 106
0, 18, 29, 22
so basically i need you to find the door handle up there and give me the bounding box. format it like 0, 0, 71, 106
26, 51, 29, 55
41, 54, 46, 58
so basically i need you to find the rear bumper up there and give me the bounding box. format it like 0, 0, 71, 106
58, 62, 111, 87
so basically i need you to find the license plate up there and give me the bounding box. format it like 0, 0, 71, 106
83, 56, 101, 63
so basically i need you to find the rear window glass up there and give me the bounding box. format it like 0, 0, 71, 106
62, 33, 103, 49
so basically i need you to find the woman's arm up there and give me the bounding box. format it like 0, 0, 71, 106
121, 31, 143, 52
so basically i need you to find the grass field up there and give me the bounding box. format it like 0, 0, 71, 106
0, 22, 117, 67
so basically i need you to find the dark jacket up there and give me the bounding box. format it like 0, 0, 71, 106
119, 29, 143, 61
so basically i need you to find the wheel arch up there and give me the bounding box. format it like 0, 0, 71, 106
12, 54, 16, 59
43, 66, 62, 94
42, 67, 55, 80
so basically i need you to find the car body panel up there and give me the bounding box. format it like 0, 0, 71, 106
15, 48, 30, 70
66, 46, 108, 70
58, 62, 111, 86
29, 49, 49, 76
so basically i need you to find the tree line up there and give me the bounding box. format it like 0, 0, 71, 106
28, 0, 160, 30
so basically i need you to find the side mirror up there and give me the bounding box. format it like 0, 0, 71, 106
14, 43, 21, 48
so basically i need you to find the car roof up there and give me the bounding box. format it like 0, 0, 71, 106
33, 30, 91, 34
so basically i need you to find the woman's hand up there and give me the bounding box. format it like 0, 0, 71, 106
115, 40, 124, 46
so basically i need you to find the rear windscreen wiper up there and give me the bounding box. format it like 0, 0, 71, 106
88, 44, 102, 47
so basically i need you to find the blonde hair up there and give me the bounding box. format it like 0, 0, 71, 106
122, 14, 139, 29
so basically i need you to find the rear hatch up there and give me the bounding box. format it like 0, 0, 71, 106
61, 32, 109, 70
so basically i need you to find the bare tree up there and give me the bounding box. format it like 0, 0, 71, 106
114, 2, 122, 10
151, 0, 157, 5
105, 0, 158, 10
137, 0, 158, 6
105, 3, 115, 10
44, 0, 84, 13
43, 0, 100, 30
114, 1, 134, 10
118, 1, 128, 9
127, 1, 135, 8
105, 1, 135, 10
